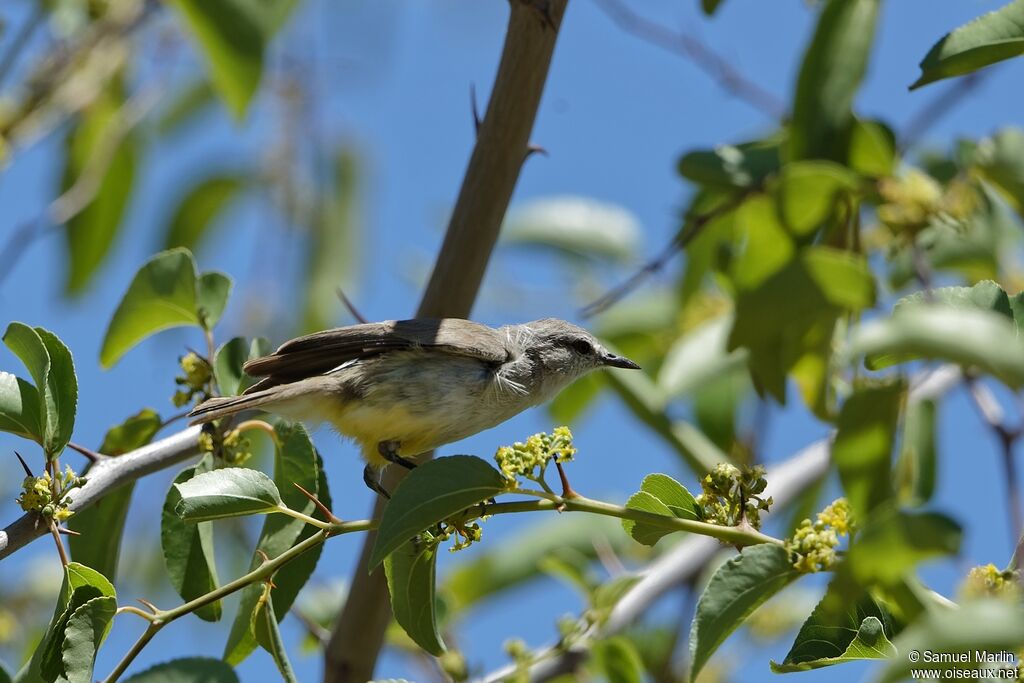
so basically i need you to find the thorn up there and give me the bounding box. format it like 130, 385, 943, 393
294, 482, 342, 524
555, 461, 579, 502
56, 526, 81, 536
66, 442, 104, 463
335, 287, 368, 324
137, 598, 160, 613
256, 549, 271, 565
470, 83, 481, 134
525, 143, 548, 161
14, 451, 33, 477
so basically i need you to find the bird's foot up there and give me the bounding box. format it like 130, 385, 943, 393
363, 464, 391, 500
378, 440, 417, 470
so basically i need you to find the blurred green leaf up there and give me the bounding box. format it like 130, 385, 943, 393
689, 544, 799, 680
677, 139, 781, 190
877, 600, 1024, 683
251, 593, 297, 683
196, 271, 232, 331
548, 371, 604, 424
0, 372, 42, 443
850, 307, 1024, 388
658, 315, 747, 399
69, 409, 159, 577
370, 456, 507, 568
60, 595, 117, 683
895, 279, 1013, 318
174, 467, 282, 522
225, 422, 325, 664
62, 80, 138, 295
385, 539, 445, 656
168, 1, 264, 120
770, 586, 895, 672
789, 0, 880, 161
163, 459, 221, 622
772, 161, 858, 236
214, 337, 250, 396
975, 128, 1024, 215
303, 150, 359, 333
911, 1, 1024, 89
163, 175, 245, 253
623, 474, 702, 546
503, 196, 641, 263
832, 381, 904, 519
100, 249, 200, 368
123, 658, 240, 682
592, 636, 644, 683
895, 399, 938, 507
849, 119, 896, 177
848, 508, 961, 586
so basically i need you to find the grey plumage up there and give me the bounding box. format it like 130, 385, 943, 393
189, 318, 639, 467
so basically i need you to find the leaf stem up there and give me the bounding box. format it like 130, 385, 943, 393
275, 505, 334, 530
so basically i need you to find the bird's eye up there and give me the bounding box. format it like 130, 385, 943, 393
571, 338, 593, 355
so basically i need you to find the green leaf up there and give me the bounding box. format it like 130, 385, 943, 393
848, 508, 961, 586
214, 337, 250, 396
688, 544, 799, 679
876, 600, 1024, 683
100, 248, 200, 368
502, 196, 641, 263
701, 0, 724, 16
225, 422, 324, 665
895, 399, 937, 506
196, 271, 232, 331
911, 0, 1024, 89
370, 455, 508, 568
163, 175, 244, 252
302, 150, 359, 333
622, 474, 701, 546
832, 382, 904, 520
772, 161, 859, 236
70, 409, 160, 576
385, 539, 445, 656
163, 460, 222, 621
251, 593, 298, 683
174, 467, 282, 522
848, 119, 896, 177
658, 315, 747, 399
168, 0, 264, 120
975, 127, 1024, 215
592, 636, 645, 683
895, 279, 1013, 318
677, 138, 781, 190
35, 328, 77, 458
0, 372, 42, 443
848, 307, 1024, 389
789, 0, 880, 161
770, 582, 895, 672
62, 79, 138, 295
60, 595, 117, 683
158, 79, 217, 136
123, 658, 240, 683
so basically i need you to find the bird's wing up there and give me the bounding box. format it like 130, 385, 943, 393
241, 318, 508, 390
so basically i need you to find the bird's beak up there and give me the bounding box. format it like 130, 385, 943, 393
601, 352, 641, 370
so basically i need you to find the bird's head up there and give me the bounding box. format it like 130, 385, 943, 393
516, 318, 640, 380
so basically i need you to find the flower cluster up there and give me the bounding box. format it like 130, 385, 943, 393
197, 426, 253, 466
877, 169, 977, 235
960, 564, 1020, 601
786, 498, 854, 573
695, 463, 772, 529
16, 466, 82, 522
172, 352, 212, 408
494, 426, 576, 488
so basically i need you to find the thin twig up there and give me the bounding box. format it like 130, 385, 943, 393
592, 0, 785, 118
335, 287, 368, 324
580, 192, 747, 317
900, 72, 987, 152
0, 3, 44, 87
48, 520, 69, 567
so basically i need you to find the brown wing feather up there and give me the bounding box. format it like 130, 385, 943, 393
241, 318, 508, 390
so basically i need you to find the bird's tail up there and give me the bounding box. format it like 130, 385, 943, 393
188, 391, 280, 425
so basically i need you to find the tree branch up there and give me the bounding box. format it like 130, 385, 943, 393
0, 427, 201, 561
323, 2, 569, 680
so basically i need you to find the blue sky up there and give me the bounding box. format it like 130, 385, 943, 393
2, 0, 1023, 681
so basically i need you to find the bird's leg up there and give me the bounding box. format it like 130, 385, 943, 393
362, 464, 391, 500
378, 440, 417, 470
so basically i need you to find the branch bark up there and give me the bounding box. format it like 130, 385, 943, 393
322, 2, 569, 681
0, 427, 201, 561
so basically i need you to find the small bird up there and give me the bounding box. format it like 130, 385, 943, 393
189, 318, 640, 495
